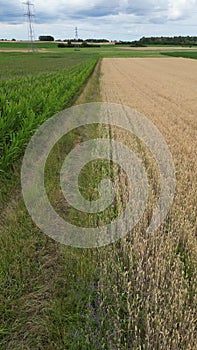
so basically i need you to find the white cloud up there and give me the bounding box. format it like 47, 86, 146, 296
168, 0, 197, 20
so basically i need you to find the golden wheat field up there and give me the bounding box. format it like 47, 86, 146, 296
91, 57, 197, 349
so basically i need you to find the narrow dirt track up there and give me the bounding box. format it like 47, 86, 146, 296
101, 57, 197, 239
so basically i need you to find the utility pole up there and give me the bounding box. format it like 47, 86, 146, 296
23, 1, 36, 52
75, 27, 80, 51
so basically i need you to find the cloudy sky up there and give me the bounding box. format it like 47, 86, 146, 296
0, 0, 197, 40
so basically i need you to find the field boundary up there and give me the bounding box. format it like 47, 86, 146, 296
0, 57, 102, 349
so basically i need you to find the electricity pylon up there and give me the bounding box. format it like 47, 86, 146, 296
24, 1, 36, 52
75, 27, 80, 51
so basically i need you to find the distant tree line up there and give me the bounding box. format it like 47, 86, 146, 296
58, 40, 101, 48
0, 38, 16, 41
61, 38, 109, 43
114, 40, 146, 47
38, 36, 110, 43
115, 41, 133, 45
62, 38, 83, 43
85, 39, 109, 43
131, 36, 197, 46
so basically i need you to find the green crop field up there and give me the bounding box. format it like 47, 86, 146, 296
0, 41, 58, 50
0, 59, 97, 173
0, 48, 102, 349
0, 44, 196, 349
0, 51, 99, 79
161, 50, 197, 59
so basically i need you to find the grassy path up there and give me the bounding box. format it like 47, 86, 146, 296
0, 60, 102, 349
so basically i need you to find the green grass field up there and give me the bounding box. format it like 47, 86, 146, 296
161, 51, 197, 59
0, 41, 57, 49
0, 49, 102, 349
0, 44, 196, 349
0, 51, 98, 79
5, 41, 195, 81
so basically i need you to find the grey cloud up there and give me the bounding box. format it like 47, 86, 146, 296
35, 3, 166, 24
150, 16, 167, 24
0, 0, 195, 26
0, 1, 24, 23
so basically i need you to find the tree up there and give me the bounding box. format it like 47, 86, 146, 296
39, 35, 54, 42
